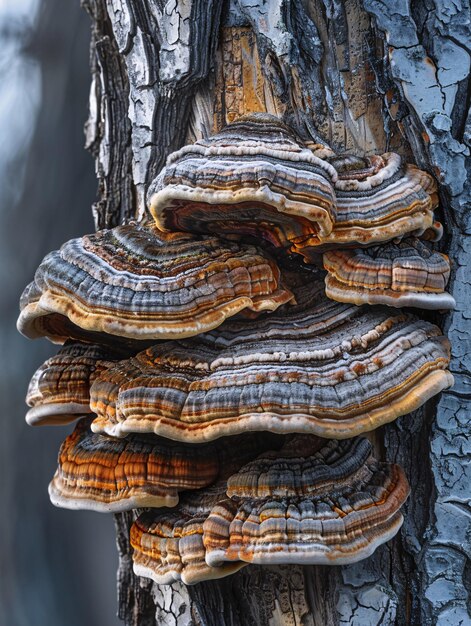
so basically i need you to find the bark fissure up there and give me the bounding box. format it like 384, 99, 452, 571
83, 0, 135, 228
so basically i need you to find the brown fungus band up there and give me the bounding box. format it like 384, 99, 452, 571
49, 417, 276, 513
17, 221, 292, 344
90, 283, 452, 442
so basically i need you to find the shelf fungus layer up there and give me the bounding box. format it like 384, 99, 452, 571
148, 113, 338, 253
26, 341, 123, 426
297, 153, 437, 258
149, 118, 436, 262
131, 483, 247, 585
131, 437, 409, 584
49, 418, 274, 513
17, 221, 292, 344
324, 238, 455, 309
204, 436, 410, 567
90, 283, 453, 441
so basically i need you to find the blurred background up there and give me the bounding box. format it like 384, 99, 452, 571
0, 1, 121, 624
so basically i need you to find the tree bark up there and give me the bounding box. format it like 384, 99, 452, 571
81, 1, 470, 624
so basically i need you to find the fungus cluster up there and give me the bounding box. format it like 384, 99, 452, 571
90, 282, 451, 441
19, 221, 292, 344
131, 437, 409, 584
19, 113, 453, 585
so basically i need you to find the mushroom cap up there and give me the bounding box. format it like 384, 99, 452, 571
324, 238, 456, 310
17, 221, 293, 344
131, 436, 409, 582
203, 436, 410, 567
148, 113, 338, 251
131, 483, 247, 585
149, 123, 436, 262
296, 153, 437, 258
25, 341, 125, 426
49, 418, 275, 513
90, 282, 453, 442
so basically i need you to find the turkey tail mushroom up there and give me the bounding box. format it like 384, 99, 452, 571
419, 220, 444, 242
131, 483, 247, 585
148, 119, 437, 263
15, 105, 454, 600
131, 436, 409, 584
89, 283, 453, 441
49, 418, 275, 513
323, 238, 456, 310
204, 436, 410, 567
17, 221, 293, 345
148, 113, 338, 253
25, 341, 126, 426
297, 153, 438, 258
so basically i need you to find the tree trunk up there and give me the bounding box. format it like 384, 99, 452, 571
81, 1, 470, 624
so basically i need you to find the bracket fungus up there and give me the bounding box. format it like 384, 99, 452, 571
131, 483, 247, 585
420, 220, 444, 243
203, 436, 410, 567
297, 152, 438, 257
90, 283, 452, 442
17, 221, 292, 344
18, 112, 454, 589
149, 118, 437, 263
323, 238, 456, 310
130, 437, 409, 584
49, 418, 274, 513
26, 341, 123, 426
149, 113, 338, 254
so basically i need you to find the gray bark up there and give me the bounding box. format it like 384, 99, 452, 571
82, 0, 471, 624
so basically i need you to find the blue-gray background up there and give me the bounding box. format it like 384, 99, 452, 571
0, 1, 121, 624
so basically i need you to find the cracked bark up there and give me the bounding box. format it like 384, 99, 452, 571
82, 0, 470, 624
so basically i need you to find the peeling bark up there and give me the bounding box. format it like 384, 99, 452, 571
86, 0, 223, 217
83, 0, 470, 624
83, 0, 135, 228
